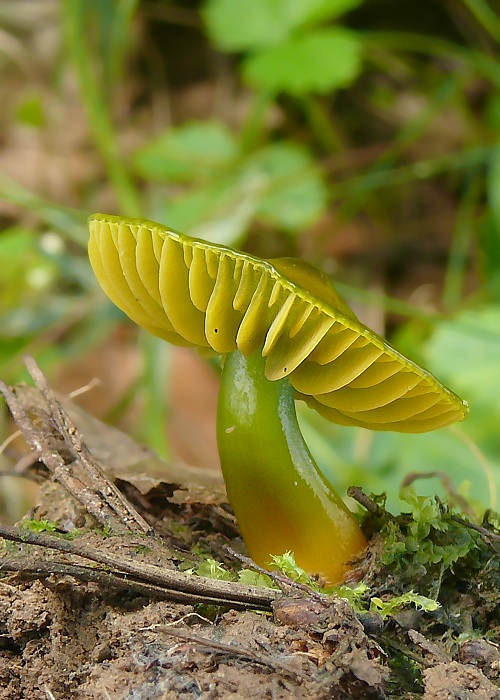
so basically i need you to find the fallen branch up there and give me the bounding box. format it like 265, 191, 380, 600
0, 556, 274, 609
0, 357, 151, 536
0, 514, 277, 612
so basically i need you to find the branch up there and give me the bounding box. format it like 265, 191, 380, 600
0, 524, 277, 611
0, 357, 151, 535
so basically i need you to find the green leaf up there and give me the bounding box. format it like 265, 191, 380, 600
237, 569, 276, 588
15, 93, 46, 128
164, 141, 328, 242
269, 551, 318, 586
370, 591, 440, 620
248, 142, 328, 230
0, 177, 88, 245
164, 176, 260, 246
284, 0, 365, 29
243, 29, 363, 95
0, 227, 58, 312
133, 121, 238, 183
327, 582, 369, 610
381, 493, 478, 571
203, 0, 290, 50
203, 0, 364, 51
196, 558, 234, 581
425, 307, 500, 413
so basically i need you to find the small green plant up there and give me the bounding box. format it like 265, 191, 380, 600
270, 550, 440, 619
236, 568, 275, 588
203, 0, 364, 97
269, 551, 319, 585
381, 489, 478, 572
196, 558, 234, 581
192, 558, 275, 588
191, 551, 441, 622
20, 520, 83, 539
369, 591, 440, 620
21, 519, 58, 534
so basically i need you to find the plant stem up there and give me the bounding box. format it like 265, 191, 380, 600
302, 95, 344, 153
442, 171, 480, 309
239, 91, 273, 153
216, 350, 366, 583
138, 331, 172, 460
362, 31, 500, 87
63, 0, 141, 217
461, 0, 500, 43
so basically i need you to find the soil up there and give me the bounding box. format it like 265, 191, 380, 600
0, 377, 499, 700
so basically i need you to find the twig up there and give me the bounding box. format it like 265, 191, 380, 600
0, 357, 152, 536
226, 547, 327, 602
0, 558, 267, 609
155, 626, 302, 680
26, 357, 152, 534
450, 514, 500, 545
0, 524, 277, 610
407, 629, 449, 663
347, 486, 395, 520
402, 471, 475, 516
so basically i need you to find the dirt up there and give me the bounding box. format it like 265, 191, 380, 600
0, 573, 386, 699
0, 382, 499, 699
1, 527, 498, 700
423, 663, 499, 700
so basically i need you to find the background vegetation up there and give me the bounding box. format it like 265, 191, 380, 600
1, 0, 500, 519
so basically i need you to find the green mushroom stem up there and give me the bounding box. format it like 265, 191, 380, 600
217, 349, 367, 583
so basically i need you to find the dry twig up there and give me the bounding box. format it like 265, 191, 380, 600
155, 626, 302, 680
226, 546, 327, 602
451, 514, 500, 546
0, 557, 273, 609
347, 486, 396, 521
0, 357, 151, 535
0, 513, 276, 611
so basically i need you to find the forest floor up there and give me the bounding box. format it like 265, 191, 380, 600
0, 365, 499, 700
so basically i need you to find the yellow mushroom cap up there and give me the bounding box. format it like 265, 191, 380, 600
89, 214, 468, 433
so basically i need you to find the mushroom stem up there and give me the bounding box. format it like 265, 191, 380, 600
216, 350, 367, 583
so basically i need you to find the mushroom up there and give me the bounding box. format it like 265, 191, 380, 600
88, 214, 468, 583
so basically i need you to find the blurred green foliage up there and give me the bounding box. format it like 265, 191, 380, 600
134, 122, 328, 243
203, 0, 364, 95
1, 0, 500, 516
